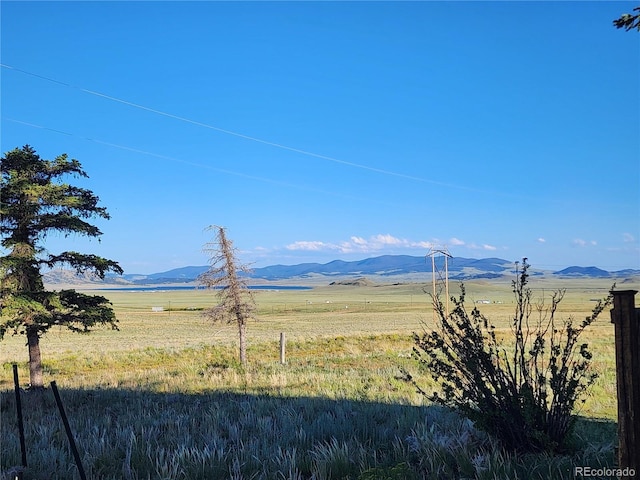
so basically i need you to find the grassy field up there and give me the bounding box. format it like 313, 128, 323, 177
0, 278, 632, 479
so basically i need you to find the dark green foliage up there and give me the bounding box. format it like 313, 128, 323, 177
1, 145, 122, 387
0, 289, 117, 338
408, 259, 612, 453
613, 6, 640, 31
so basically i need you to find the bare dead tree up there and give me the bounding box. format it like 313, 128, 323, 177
198, 226, 256, 366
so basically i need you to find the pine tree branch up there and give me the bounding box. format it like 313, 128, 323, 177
45, 252, 123, 278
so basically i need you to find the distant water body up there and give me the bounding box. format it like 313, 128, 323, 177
100, 285, 312, 292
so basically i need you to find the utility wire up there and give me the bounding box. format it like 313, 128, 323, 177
0, 62, 476, 192
4, 117, 408, 208
3, 66, 636, 268
3, 63, 626, 208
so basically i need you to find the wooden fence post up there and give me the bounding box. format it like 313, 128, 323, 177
50, 381, 87, 480
280, 332, 286, 365
12, 364, 27, 469
610, 289, 639, 474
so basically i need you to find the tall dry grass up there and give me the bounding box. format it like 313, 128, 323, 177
0, 281, 623, 478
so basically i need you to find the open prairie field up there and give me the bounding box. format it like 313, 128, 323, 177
1, 277, 634, 479
0, 277, 623, 366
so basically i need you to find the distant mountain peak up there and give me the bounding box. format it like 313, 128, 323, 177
43, 255, 639, 286
553, 266, 610, 278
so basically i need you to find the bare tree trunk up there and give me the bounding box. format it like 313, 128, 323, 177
26, 327, 44, 389
200, 226, 256, 366
219, 227, 250, 366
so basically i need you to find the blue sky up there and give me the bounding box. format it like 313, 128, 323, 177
2, 1, 639, 274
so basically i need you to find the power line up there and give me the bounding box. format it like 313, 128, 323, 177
0, 62, 508, 196
5, 116, 638, 270
3, 63, 631, 209
4, 117, 408, 208
1, 64, 445, 182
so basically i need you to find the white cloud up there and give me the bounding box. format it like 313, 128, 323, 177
338, 240, 357, 253
623, 233, 636, 243
286, 241, 334, 251
572, 239, 596, 247
414, 241, 434, 249
371, 234, 403, 246
537, 238, 546, 243
350, 236, 367, 245
285, 234, 435, 254
362, 234, 435, 252
285, 234, 500, 256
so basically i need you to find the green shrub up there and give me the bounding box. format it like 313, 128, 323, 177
408, 259, 612, 453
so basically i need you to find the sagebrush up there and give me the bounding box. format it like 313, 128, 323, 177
409, 259, 613, 453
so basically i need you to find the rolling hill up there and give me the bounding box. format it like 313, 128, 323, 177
39, 255, 639, 285
552, 266, 611, 278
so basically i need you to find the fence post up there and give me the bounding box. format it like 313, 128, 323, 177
610, 289, 639, 473
50, 381, 87, 480
280, 332, 286, 365
12, 364, 27, 469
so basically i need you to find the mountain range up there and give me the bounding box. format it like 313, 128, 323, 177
42, 255, 640, 285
